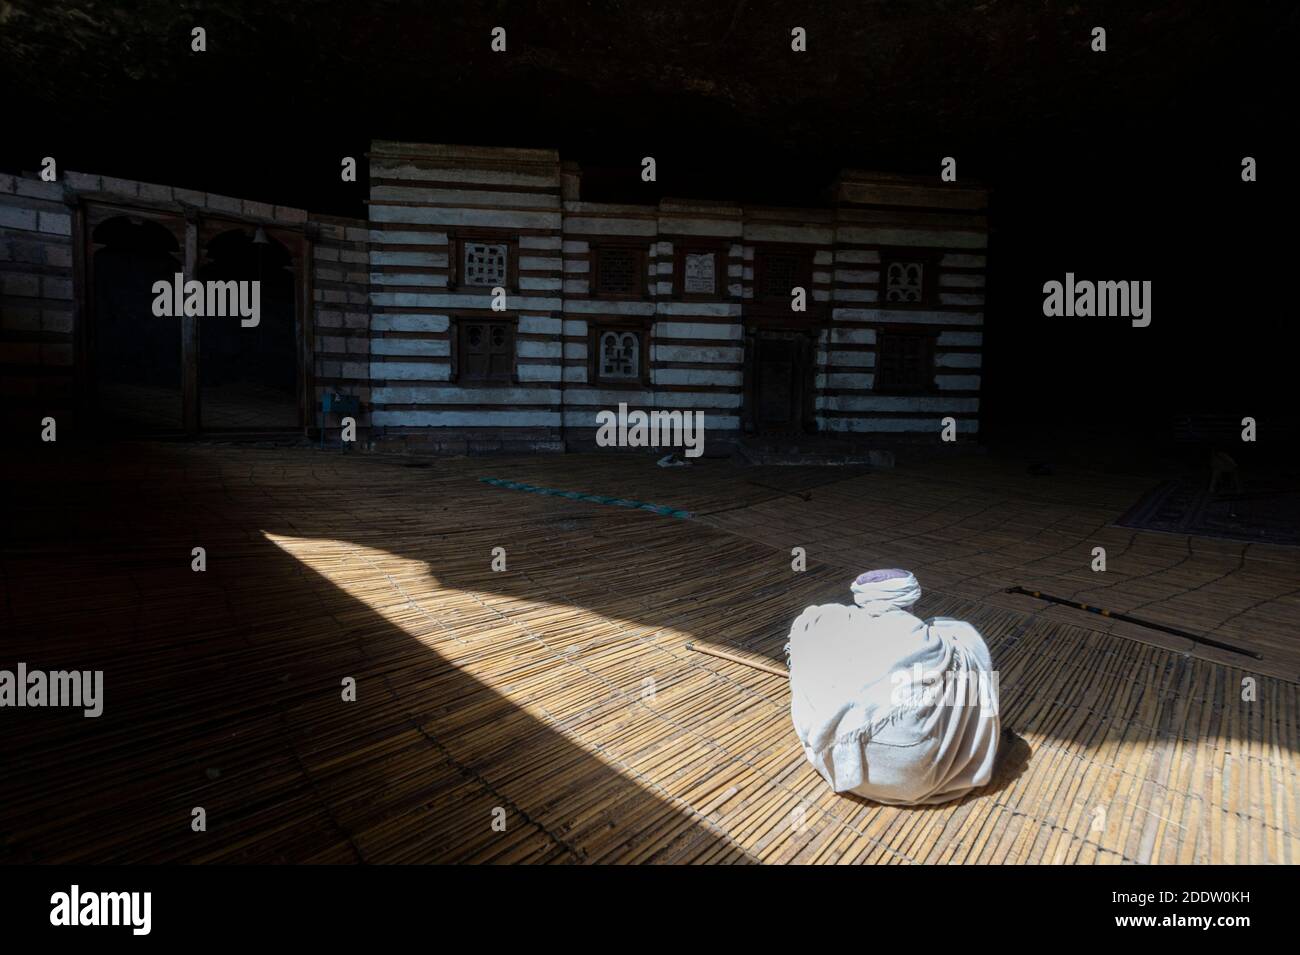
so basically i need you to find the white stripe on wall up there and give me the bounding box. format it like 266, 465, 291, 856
370, 185, 561, 209
816, 395, 979, 412
372, 386, 559, 404
938, 292, 984, 306
832, 308, 982, 326
817, 372, 875, 389
563, 217, 657, 236
653, 343, 743, 363
654, 321, 743, 341
652, 368, 742, 387
370, 251, 449, 267
818, 416, 978, 433
834, 250, 882, 264
518, 315, 563, 335
369, 230, 448, 245
563, 300, 656, 316
834, 269, 882, 283
370, 163, 560, 189
370, 362, 452, 381
370, 204, 562, 230
837, 227, 986, 248
370, 273, 448, 287
517, 340, 562, 359
820, 350, 875, 367
742, 223, 832, 244
517, 365, 563, 381
371, 292, 563, 310
655, 302, 742, 318
656, 218, 743, 237
373, 410, 561, 427
372, 313, 449, 333
940, 253, 986, 268
829, 327, 877, 345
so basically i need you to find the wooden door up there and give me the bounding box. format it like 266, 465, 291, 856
750, 332, 811, 434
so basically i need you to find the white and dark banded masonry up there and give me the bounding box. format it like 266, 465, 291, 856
364, 142, 987, 451
0, 142, 988, 450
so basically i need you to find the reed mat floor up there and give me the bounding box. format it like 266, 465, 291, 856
2, 443, 1296, 863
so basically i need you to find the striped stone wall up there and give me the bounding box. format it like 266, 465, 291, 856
819, 209, 987, 436
815, 174, 988, 438
551, 199, 834, 448
651, 200, 748, 441
366, 142, 566, 453
311, 214, 371, 443
7, 146, 987, 450
365, 144, 988, 452
0, 174, 75, 439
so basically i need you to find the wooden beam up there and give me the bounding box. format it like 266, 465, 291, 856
182, 215, 200, 434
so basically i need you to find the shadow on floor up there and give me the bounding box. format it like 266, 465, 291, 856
0, 441, 755, 863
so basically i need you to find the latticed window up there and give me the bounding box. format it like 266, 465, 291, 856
599, 330, 640, 380
594, 246, 643, 296
876, 330, 934, 392
459, 320, 514, 382
885, 261, 925, 303
462, 242, 508, 287
683, 251, 717, 295
755, 250, 808, 300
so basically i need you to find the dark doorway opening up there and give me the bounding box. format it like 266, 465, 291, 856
198, 229, 300, 430
83, 204, 307, 437
89, 216, 184, 433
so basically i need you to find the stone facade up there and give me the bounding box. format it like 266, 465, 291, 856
0, 144, 987, 450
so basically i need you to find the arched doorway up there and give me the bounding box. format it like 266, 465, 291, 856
90, 215, 184, 432
197, 228, 300, 429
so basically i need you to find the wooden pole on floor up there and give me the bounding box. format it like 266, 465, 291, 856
684, 642, 790, 678
1005, 585, 1263, 659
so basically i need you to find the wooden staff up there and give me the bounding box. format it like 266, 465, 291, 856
685, 642, 790, 678
1005, 586, 1263, 660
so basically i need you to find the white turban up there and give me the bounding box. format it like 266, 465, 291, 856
850, 568, 921, 615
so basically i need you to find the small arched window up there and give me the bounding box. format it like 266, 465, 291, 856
599, 329, 640, 380
885, 260, 925, 303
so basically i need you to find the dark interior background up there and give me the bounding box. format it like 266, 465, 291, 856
3, 0, 1295, 456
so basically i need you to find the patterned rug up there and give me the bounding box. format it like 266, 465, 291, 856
1117, 478, 1300, 544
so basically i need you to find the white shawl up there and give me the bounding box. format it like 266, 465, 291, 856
788, 571, 1000, 805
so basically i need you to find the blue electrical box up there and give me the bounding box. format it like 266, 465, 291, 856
321, 393, 361, 450
322, 392, 361, 416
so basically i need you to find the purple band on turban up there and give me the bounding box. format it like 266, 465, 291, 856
854, 568, 910, 586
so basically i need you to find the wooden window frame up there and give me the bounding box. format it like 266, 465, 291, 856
449, 232, 519, 293
452, 315, 518, 386
874, 324, 938, 395
671, 240, 727, 300
752, 244, 815, 307
878, 249, 940, 309
587, 318, 651, 387
590, 241, 650, 299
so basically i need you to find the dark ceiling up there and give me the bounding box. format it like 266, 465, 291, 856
3, 1, 1297, 443
2, 0, 1294, 210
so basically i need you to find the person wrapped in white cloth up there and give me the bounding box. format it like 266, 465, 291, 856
787, 569, 1000, 805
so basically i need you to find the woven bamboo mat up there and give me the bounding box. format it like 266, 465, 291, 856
0, 444, 1295, 863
